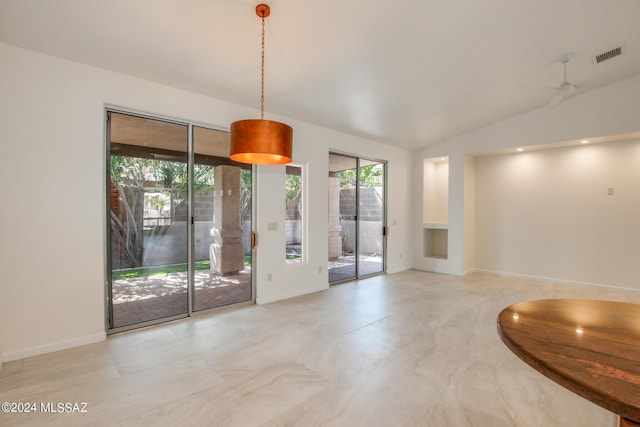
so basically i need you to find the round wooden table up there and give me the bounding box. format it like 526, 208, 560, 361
497, 299, 640, 427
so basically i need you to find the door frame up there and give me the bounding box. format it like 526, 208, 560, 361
104, 106, 256, 333
328, 151, 387, 284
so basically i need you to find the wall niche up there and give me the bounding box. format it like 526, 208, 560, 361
423, 157, 448, 259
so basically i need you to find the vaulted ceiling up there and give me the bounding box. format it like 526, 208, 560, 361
2, 0, 640, 150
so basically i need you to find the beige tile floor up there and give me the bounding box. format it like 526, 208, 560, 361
2, 270, 638, 426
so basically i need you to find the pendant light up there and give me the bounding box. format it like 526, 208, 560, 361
230, 4, 293, 165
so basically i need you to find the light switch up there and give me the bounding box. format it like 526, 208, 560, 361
607, 187, 615, 196
267, 222, 278, 231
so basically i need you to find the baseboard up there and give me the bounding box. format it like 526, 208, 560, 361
257, 284, 328, 305
386, 265, 411, 275
472, 269, 640, 295
1, 332, 107, 363
411, 265, 468, 277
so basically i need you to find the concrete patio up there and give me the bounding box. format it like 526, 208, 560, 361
111, 268, 252, 328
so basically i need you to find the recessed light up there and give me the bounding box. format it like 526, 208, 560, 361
516, 148, 524, 152
580, 140, 589, 144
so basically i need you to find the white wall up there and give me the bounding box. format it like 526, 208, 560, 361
0, 43, 412, 362
413, 72, 640, 285
463, 155, 475, 273
475, 140, 640, 289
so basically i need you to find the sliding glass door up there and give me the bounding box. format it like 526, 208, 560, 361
191, 126, 253, 312
108, 112, 189, 328
358, 158, 385, 276
328, 153, 386, 283
107, 111, 253, 331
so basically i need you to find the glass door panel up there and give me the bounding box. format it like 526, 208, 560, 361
192, 126, 253, 311
108, 112, 189, 328
328, 154, 358, 282
358, 160, 385, 276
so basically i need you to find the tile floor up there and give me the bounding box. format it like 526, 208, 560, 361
2, 270, 638, 426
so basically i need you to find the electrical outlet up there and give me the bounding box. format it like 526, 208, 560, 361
267, 273, 272, 282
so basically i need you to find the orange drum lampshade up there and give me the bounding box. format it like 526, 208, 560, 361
230, 119, 292, 164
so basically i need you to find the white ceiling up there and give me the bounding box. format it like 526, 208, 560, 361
2, 0, 640, 150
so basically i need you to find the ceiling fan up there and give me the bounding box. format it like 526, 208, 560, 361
548, 53, 577, 107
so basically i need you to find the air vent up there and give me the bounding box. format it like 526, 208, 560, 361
593, 47, 622, 64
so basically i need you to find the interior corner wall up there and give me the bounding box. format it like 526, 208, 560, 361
446, 153, 467, 275
474, 139, 640, 290
462, 155, 475, 274
0, 42, 413, 361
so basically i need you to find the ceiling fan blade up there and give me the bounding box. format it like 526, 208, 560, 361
548, 92, 567, 107
548, 84, 577, 107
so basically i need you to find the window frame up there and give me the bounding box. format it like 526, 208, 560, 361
285, 162, 307, 264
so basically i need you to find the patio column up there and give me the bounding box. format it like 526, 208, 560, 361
210, 165, 244, 274
328, 173, 342, 259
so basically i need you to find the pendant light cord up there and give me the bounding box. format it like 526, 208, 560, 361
260, 12, 266, 120
229, 4, 292, 165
